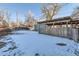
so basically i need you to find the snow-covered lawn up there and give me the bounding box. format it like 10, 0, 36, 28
0, 30, 78, 56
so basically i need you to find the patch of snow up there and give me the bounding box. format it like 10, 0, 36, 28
0, 30, 78, 56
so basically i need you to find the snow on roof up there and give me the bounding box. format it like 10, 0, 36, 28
38, 16, 71, 23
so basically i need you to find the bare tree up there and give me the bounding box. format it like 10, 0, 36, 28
24, 10, 37, 29
0, 9, 5, 21
26, 10, 34, 22
15, 11, 22, 27
25, 10, 34, 24
41, 3, 66, 21
71, 7, 79, 20
0, 9, 10, 27
6, 10, 11, 23
4, 10, 11, 28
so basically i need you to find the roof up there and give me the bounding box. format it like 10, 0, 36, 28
38, 16, 72, 24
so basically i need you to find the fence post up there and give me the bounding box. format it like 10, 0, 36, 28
72, 28, 79, 42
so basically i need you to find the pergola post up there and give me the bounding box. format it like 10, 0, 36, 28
66, 21, 68, 37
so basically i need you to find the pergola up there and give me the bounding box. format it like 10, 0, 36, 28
38, 16, 79, 28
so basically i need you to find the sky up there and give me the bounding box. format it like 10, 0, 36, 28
0, 3, 79, 21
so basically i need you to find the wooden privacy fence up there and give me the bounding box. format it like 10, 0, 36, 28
36, 16, 79, 42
